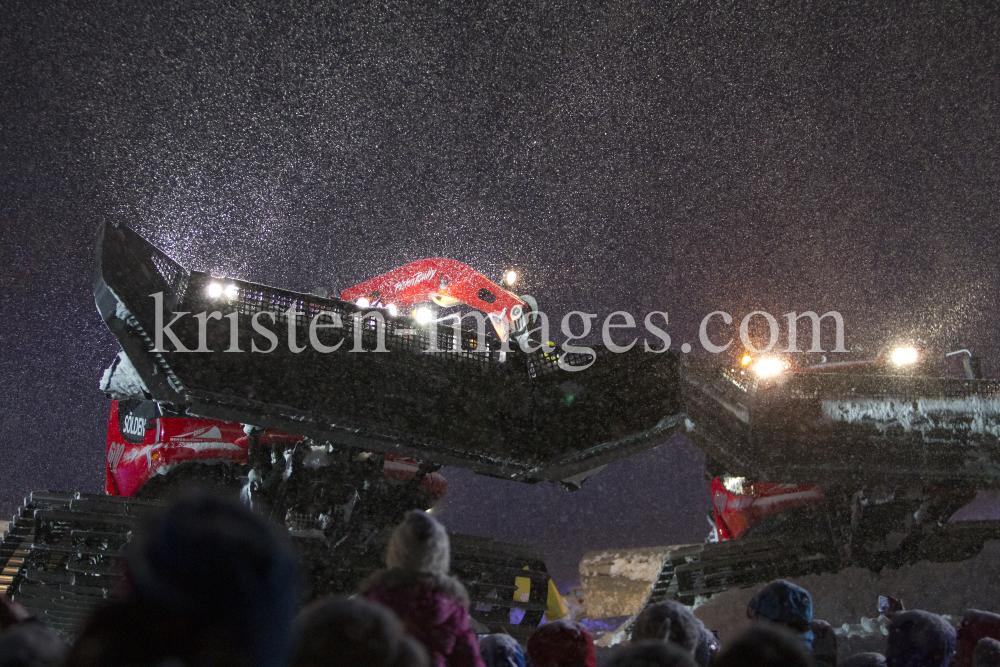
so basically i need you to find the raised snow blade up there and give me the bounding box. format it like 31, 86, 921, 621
682, 356, 1000, 486
94, 223, 684, 483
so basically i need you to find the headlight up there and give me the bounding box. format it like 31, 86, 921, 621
753, 357, 787, 377
722, 476, 747, 495
412, 307, 433, 324
386, 303, 398, 317
503, 269, 518, 287
356, 297, 371, 308
223, 284, 238, 299
206, 283, 223, 299
890, 346, 919, 366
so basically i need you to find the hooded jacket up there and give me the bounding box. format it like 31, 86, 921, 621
360, 511, 484, 667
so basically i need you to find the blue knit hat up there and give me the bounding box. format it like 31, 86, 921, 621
747, 580, 814, 649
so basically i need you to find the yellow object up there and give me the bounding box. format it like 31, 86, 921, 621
514, 568, 531, 604
546, 579, 570, 620
512, 568, 569, 621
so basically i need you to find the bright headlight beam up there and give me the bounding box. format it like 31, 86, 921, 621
206, 283, 223, 299
356, 297, 371, 308
224, 284, 238, 299
753, 358, 786, 377
413, 307, 433, 324
504, 269, 517, 286
891, 346, 919, 365
386, 303, 398, 317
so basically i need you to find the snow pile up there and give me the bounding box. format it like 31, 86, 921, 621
823, 397, 1000, 440
579, 546, 673, 619
99, 351, 149, 400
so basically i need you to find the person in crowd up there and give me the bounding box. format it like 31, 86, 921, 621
291, 596, 427, 667
956, 610, 1000, 667
841, 654, 887, 667
66, 490, 299, 667
478, 634, 525, 667
359, 510, 484, 667
605, 640, 697, 667
885, 610, 956, 667
0, 619, 68, 667
526, 619, 597, 667
693, 626, 719, 667
811, 619, 837, 667
631, 601, 702, 658
713, 624, 814, 667
746, 580, 815, 651
973, 638, 1000, 667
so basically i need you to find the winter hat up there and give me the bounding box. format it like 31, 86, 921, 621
126, 490, 300, 667
714, 624, 813, 667
632, 601, 701, 656
479, 634, 526, 667
811, 619, 838, 667
747, 580, 815, 649
973, 638, 1000, 667
527, 619, 597, 667
386, 510, 450, 575
886, 610, 957, 667
606, 640, 697, 667
292, 596, 428, 667
0, 620, 68, 667
841, 654, 888, 667
956, 610, 1000, 667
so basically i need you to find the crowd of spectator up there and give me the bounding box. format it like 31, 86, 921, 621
0, 490, 997, 666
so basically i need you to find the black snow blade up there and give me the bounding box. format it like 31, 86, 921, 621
94, 223, 684, 483
682, 356, 1000, 486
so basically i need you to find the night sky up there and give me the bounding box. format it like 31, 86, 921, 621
2, 2, 1000, 588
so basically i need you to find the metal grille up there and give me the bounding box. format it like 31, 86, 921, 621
149, 250, 189, 302
218, 279, 510, 366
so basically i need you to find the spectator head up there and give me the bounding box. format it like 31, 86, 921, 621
811, 619, 838, 667
714, 623, 813, 667
292, 596, 427, 667
693, 626, 719, 667
606, 640, 697, 667
65, 599, 180, 667
886, 610, 956, 667
957, 610, 1000, 667
0, 620, 68, 667
973, 637, 1000, 667
386, 510, 450, 575
479, 633, 526, 667
840, 654, 887, 667
747, 580, 814, 649
632, 601, 701, 657
527, 619, 597, 667
125, 490, 299, 667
